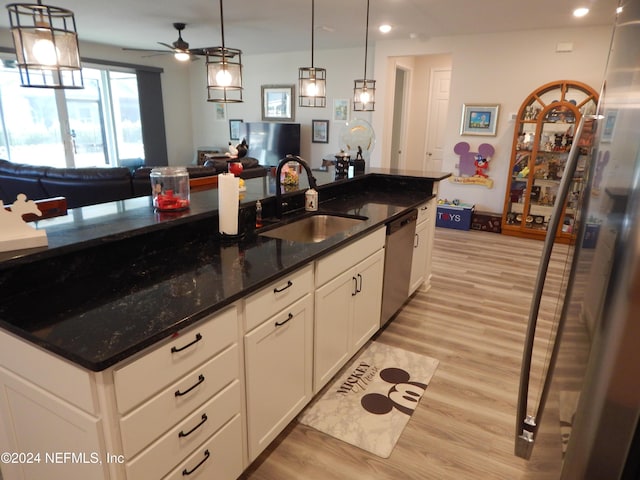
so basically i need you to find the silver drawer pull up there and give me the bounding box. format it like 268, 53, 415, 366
182, 449, 210, 476
171, 333, 203, 353
175, 374, 205, 397
178, 413, 208, 438
275, 313, 293, 327
273, 280, 293, 293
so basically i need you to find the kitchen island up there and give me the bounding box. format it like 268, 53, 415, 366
0, 167, 449, 480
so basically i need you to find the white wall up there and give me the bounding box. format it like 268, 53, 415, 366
0, 31, 196, 166
79, 42, 196, 166
372, 26, 612, 213
1, 24, 614, 210
189, 46, 372, 168
385, 54, 452, 171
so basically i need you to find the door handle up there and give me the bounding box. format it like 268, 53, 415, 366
273, 280, 293, 293
275, 313, 293, 327
356, 273, 363, 293
182, 449, 210, 476
175, 374, 205, 397
171, 333, 203, 353
515, 116, 587, 459
352, 276, 358, 296
178, 414, 208, 438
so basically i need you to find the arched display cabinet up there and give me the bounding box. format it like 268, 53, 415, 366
501, 80, 599, 244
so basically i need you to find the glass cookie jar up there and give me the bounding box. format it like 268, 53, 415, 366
150, 167, 190, 211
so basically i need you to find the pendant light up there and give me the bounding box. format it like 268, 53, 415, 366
353, 0, 375, 111
299, 0, 326, 108
206, 0, 243, 103
6, 0, 83, 89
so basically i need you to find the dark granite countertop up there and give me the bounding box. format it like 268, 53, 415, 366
0, 169, 450, 371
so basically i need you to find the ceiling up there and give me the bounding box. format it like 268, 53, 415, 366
0, 0, 619, 56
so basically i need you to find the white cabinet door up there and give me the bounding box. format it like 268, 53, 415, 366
244, 294, 313, 461
410, 199, 436, 294
0, 367, 107, 480
352, 249, 385, 352
423, 200, 436, 291
314, 248, 385, 393
314, 268, 354, 392
409, 219, 429, 295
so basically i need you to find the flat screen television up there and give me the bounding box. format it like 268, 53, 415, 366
239, 122, 300, 167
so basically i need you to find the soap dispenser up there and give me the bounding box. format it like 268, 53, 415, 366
305, 188, 318, 212
255, 200, 263, 228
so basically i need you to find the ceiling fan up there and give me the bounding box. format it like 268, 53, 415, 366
123, 23, 207, 61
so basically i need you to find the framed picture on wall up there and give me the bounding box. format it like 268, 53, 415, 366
460, 104, 499, 136
214, 103, 226, 121
333, 99, 349, 122
229, 119, 243, 141
262, 84, 295, 121
312, 120, 329, 143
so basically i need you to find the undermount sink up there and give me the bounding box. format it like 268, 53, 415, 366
259, 213, 366, 243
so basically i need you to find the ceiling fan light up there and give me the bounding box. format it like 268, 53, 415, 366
7, 1, 83, 89
174, 50, 190, 62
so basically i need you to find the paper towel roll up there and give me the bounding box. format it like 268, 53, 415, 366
218, 173, 240, 235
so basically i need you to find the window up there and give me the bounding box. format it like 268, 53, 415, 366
0, 58, 144, 168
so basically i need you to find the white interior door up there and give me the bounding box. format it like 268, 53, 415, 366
390, 67, 409, 170
424, 68, 451, 172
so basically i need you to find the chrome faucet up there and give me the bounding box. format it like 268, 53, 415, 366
275, 155, 318, 218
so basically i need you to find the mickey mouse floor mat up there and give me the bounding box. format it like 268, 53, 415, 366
297, 342, 439, 458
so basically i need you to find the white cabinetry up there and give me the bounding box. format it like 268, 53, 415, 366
314, 227, 385, 392
244, 265, 314, 462
0, 306, 244, 480
0, 361, 106, 480
0, 327, 106, 480
0, 209, 436, 479
114, 306, 243, 479
410, 198, 436, 295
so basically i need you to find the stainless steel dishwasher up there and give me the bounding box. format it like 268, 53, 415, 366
380, 208, 418, 326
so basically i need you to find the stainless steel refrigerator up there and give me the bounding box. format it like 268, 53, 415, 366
515, 1, 640, 478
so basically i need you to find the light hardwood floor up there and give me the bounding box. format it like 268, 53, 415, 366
240, 227, 590, 480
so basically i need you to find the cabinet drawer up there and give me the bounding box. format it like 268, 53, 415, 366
120, 344, 239, 458
161, 414, 243, 480
315, 227, 385, 286
113, 306, 237, 414
245, 264, 313, 332
126, 380, 241, 479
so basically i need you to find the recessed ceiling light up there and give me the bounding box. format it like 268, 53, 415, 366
379, 24, 392, 34
616, 6, 623, 14
573, 7, 589, 17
